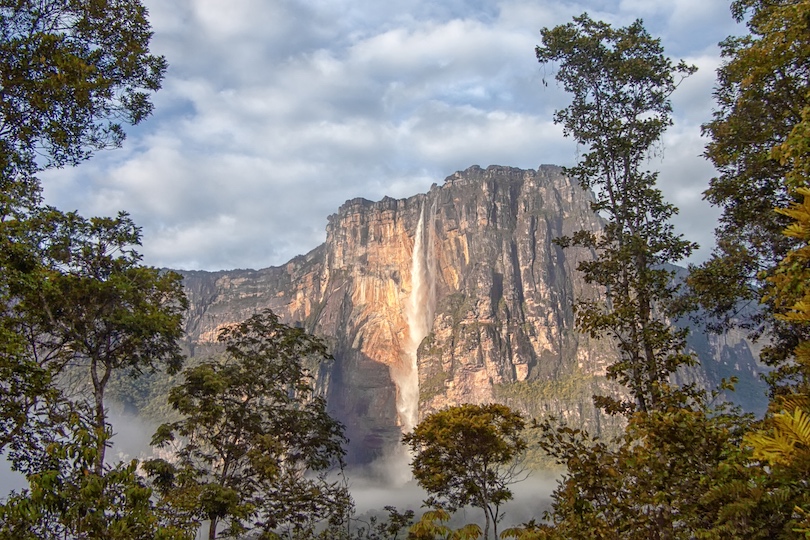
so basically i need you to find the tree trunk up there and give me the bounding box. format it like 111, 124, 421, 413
491, 504, 500, 540
90, 357, 112, 476
208, 517, 218, 540
482, 501, 492, 540
483, 511, 491, 540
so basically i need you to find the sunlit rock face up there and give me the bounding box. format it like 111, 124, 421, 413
179, 165, 766, 464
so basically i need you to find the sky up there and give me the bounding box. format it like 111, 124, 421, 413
40, 0, 745, 272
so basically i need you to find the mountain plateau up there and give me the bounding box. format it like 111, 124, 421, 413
175, 164, 766, 464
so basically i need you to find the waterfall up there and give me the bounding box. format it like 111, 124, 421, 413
398, 199, 436, 433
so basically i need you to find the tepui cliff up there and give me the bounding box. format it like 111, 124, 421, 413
176, 165, 767, 464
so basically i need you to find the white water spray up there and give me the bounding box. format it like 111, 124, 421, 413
398, 200, 437, 433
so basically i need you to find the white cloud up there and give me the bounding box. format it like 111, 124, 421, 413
39, 0, 739, 271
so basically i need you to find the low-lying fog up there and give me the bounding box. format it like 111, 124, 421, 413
2, 410, 560, 531
347, 467, 558, 530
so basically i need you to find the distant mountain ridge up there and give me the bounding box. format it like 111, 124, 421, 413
175, 164, 767, 464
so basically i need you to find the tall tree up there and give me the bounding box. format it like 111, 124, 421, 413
0, 0, 167, 179
535, 14, 697, 414
0, 0, 168, 459
690, 0, 810, 379
0, 1, 185, 536
1, 211, 186, 479
737, 192, 810, 538
692, 192, 810, 535
22, 211, 187, 474
147, 310, 348, 540
695, 4, 810, 535
528, 15, 762, 539
403, 403, 527, 540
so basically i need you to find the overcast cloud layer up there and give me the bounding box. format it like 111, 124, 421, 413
40, 0, 743, 271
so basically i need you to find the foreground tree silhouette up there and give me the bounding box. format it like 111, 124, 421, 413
0, 0, 167, 179
147, 310, 348, 540
0, 0, 169, 460
403, 404, 527, 540
0, 2, 191, 537
536, 13, 697, 414
735, 171, 810, 538
685, 2, 810, 536
520, 13, 758, 540
691, 0, 810, 382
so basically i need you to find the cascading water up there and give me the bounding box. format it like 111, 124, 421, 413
398, 199, 437, 433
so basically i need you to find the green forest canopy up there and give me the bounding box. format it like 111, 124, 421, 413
1, 0, 809, 539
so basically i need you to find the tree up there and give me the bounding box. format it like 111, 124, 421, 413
13, 211, 187, 475
690, 0, 810, 379
403, 404, 527, 540
529, 14, 780, 539
0, 198, 63, 456
733, 189, 810, 538
147, 310, 348, 540
536, 402, 756, 539
0, 404, 194, 540
758, 188, 810, 401
535, 14, 698, 414
0, 0, 184, 535
0, 0, 167, 179
531, 9, 810, 537
686, 4, 810, 534
0, 0, 168, 462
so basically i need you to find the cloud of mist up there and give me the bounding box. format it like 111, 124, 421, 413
3, 410, 560, 540
106, 407, 163, 464
501, 471, 560, 528
344, 442, 560, 529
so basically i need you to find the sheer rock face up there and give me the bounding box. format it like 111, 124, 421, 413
179, 165, 766, 463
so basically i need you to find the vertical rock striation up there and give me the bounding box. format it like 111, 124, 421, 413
179, 165, 766, 463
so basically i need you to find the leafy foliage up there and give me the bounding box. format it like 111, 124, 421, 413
407, 508, 482, 540
759, 188, 810, 397
147, 310, 348, 540
537, 401, 758, 539
690, 0, 810, 368
694, 3, 810, 536
748, 407, 810, 467
536, 14, 697, 414
0, 209, 184, 475
0, 3, 186, 537
528, 11, 807, 540
735, 188, 810, 538
404, 403, 527, 540
0, 0, 167, 178
0, 210, 190, 533
0, 0, 173, 472
0, 405, 192, 539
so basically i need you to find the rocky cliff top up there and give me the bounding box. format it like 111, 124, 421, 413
174, 164, 767, 464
